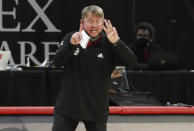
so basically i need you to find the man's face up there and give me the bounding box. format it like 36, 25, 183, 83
81, 12, 104, 37
136, 29, 152, 41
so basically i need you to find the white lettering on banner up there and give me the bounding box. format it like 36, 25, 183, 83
0, 41, 15, 65
41, 42, 59, 60
0, 0, 61, 32
0, 0, 21, 32
0, 41, 59, 66
0, 0, 62, 65
22, 0, 61, 32
18, 41, 40, 65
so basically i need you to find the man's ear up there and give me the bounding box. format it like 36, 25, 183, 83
80, 19, 84, 30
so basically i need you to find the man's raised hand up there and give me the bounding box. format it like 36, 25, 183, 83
103, 19, 119, 45
70, 24, 83, 45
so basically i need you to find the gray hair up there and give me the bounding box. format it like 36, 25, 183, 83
81, 5, 104, 19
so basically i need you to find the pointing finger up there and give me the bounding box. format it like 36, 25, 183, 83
107, 20, 113, 28
79, 23, 83, 32
78, 32, 82, 42
104, 19, 112, 29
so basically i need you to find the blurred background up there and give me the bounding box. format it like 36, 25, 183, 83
0, 0, 194, 69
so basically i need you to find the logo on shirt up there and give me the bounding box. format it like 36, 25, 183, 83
97, 53, 103, 59
60, 41, 64, 46
74, 47, 80, 55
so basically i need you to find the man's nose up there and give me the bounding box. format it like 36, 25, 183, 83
91, 23, 98, 27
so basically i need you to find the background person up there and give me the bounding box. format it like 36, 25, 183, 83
129, 22, 162, 70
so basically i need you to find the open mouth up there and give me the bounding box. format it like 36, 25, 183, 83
91, 30, 97, 33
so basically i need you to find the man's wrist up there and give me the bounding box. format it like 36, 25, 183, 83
112, 39, 120, 46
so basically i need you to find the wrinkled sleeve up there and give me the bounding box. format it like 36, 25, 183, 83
108, 39, 137, 69
51, 33, 77, 67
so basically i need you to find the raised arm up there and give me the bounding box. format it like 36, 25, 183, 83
103, 19, 137, 68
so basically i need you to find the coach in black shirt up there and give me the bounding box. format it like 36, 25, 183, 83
51, 5, 137, 131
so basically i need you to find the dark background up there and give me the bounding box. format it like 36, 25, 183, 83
0, 0, 194, 69
1, 70, 194, 106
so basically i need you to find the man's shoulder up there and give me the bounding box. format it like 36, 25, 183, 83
128, 43, 137, 50
62, 32, 75, 40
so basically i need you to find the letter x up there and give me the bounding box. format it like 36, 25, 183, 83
22, 0, 61, 32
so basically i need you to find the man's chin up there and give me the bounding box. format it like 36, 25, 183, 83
90, 33, 100, 38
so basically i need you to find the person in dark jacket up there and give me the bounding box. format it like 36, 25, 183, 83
129, 22, 162, 70
51, 5, 137, 131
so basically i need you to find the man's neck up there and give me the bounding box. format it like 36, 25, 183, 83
90, 32, 102, 42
